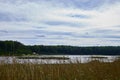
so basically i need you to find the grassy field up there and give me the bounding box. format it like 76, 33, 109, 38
0, 59, 120, 80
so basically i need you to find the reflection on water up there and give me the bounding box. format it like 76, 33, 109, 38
0, 55, 120, 64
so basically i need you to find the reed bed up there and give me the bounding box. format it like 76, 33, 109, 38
0, 59, 120, 80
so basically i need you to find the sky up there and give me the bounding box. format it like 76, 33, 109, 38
0, 0, 120, 46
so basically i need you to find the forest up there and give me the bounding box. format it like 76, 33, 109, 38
0, 41, 120, 56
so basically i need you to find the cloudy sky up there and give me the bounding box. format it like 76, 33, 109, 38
0, 0, 120, 46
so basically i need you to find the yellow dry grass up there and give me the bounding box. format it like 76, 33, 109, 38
0, 59, 120, 80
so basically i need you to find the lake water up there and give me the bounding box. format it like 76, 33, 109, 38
0, 55, 119, 64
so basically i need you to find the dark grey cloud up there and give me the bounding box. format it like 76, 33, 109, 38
69, 14, 90, 18
93, 29, 120, 34
78, 34, 120, 39
43, 21, 85, 27
0, 12, 26, 22
0, 29, 73, 40
34, 26, 46, 29
0, 30, 8, 36
103, 35, 120, 39
0, 30, 8, 33
36, 35, 45, 38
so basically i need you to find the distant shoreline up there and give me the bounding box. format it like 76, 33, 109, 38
0, 41, 120, 56
17, 56, 70, 60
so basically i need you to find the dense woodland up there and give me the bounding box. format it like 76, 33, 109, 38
0, 41, 32, 56
0, 41, 120, 56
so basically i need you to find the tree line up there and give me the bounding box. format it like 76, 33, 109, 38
0, 41, 32, 56
0, 41, 120, 56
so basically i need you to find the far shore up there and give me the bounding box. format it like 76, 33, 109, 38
17, 56, 70, 60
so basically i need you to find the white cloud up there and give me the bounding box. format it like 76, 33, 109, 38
89, 3, 120, 27
0, 0, 120, 46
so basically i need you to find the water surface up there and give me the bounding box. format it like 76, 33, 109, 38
0, 55, 119, 64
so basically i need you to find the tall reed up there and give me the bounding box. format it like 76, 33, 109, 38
0, 59, 120, 80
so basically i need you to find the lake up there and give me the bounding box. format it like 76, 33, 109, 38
0, 55, 120, 64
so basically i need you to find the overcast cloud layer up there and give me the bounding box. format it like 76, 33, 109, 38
0, 0, 120, 46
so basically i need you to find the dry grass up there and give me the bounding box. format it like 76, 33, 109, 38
0, 59, 120, 80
